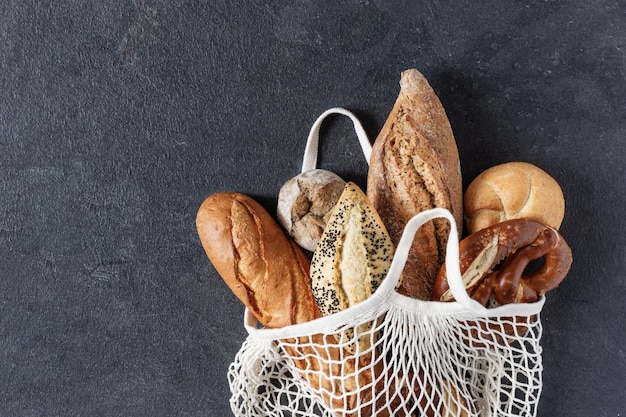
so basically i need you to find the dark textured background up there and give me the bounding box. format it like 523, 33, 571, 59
1, 1, 624, 416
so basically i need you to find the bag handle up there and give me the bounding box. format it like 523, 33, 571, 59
301, 107, 372, 172
244, 208, 478, 339
379, 208, 545, 316
375, 208, 487, 313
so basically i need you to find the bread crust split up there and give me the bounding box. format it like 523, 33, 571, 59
367, 68, 463, 300
310, 182, 394, 315
196, 192, 320, 328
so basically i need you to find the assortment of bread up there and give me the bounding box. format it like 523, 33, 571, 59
195, 68, 573, 415
196, 190, 407, 417
434, 162, 572, 306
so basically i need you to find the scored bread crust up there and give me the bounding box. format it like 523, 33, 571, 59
463, 161, 565, 233
196, 192, 320, 328
367, 69, 463, 300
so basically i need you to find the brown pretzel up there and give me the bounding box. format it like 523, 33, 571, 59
432, 218, 572, 306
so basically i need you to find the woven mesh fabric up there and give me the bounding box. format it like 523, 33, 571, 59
228, 304, 543, 417
226, 209, 545, 417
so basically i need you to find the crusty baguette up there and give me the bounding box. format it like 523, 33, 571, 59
196, 192, 408, 417
367, 69, 463, 300
196, 191, 319, 328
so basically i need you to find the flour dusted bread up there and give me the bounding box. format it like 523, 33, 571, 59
196, 192, 320, 328
367, 69, 463, 300
464, 161, 565, 233
277, 169, 346, 252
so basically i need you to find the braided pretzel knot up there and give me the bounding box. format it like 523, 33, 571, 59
432, 218, 573, 306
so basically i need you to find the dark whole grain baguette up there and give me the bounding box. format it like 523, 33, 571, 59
367, 69, 463, 300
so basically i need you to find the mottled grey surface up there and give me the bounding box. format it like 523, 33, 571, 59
1, 1, 624, 416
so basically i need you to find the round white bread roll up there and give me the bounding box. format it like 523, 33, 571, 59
464, 161, 565, 233
277, 169, 346, 252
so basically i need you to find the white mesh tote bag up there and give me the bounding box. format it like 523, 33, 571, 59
227, 109, 545, 417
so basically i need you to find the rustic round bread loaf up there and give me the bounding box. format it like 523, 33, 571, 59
277, 169, 346, 252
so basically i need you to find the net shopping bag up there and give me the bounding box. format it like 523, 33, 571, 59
227, 208, 544, 417
227, 110, 545, 417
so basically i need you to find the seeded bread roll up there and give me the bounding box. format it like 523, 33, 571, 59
367, 69, 463, 300
311, 182, 395, 314
310, 182, 394, 352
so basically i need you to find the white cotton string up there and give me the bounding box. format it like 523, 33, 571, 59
438, 211, 491, 315
301, 107, 372, 173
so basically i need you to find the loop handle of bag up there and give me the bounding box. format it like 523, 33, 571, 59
301, 107, 372, 172
245, 207, 545, 340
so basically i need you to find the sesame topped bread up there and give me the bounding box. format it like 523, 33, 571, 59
310, 182, 394, 352
310, 182, 395, 316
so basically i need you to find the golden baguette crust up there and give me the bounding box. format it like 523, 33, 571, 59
196, 192, 320, 328
367, 69, 463, 300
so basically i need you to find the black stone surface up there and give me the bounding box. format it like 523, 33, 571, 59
1, 1, 624, 416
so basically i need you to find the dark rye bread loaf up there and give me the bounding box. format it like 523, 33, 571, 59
367, 69, 463, 300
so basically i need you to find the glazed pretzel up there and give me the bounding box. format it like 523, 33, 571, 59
432, 219, 573, 305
